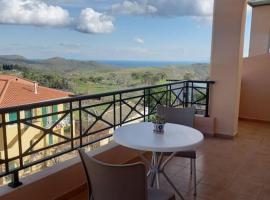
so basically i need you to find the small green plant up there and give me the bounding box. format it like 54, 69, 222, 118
152, 114, 165, 124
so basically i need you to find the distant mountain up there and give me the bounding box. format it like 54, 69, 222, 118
0, 55, 114, 72
0, 55, 27, 60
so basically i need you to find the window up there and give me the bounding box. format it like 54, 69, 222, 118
5, 162, 17, 183
8, 112, 17, 122
24, 160, 30, 173
24, 109, 33, 123
49, 105, 58, 145
9, 162, 17, 171
48, 133, 53, 145
52, 105, 58, 123
42, 107, 48, 127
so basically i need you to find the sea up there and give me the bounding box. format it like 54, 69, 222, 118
95, 60, 201, 68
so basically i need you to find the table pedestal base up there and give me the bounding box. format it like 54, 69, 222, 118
141, 152, 185, 200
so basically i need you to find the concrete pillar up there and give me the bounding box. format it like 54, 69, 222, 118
210, 0, 247, 136
249, 5, 270, 56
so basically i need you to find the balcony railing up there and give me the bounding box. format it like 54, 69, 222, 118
0, 80, 214, 187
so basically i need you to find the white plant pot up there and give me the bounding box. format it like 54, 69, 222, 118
153, 123, 165, 134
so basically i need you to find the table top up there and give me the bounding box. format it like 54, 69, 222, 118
113, 122, 204, 152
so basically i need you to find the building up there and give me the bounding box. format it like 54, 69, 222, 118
0, 75, 72, 183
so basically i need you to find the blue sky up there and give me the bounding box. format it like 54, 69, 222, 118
0, 0, 252, 62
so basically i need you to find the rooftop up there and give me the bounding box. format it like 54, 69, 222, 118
0, 75, 72, 108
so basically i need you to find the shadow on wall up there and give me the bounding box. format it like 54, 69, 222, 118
239, 53, 270, 122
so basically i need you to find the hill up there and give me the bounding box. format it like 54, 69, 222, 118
0, 55, 114, 72
0, 55, 210, 94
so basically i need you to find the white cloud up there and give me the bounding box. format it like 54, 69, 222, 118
0, 0, 71, 27
134, 37, 144, 44
111, 0, 157, 15
75, 8, 115, 34
111, 0, 213, 17
0, 0, 115, 34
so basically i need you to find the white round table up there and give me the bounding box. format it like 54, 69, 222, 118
113, 122, 204, 200
113, 122, 203, 152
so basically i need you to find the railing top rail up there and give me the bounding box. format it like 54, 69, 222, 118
0, 80, 214, 114
167, 79, 215, 84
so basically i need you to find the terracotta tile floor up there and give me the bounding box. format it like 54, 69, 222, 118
70, 120, 270, 200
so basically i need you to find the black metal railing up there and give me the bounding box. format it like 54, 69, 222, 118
0, 80, 214, 187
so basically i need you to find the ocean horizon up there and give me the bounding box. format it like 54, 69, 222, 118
96, 60, 209, 68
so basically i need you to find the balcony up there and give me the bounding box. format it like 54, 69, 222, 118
1, 0, 270, 199
1, 116, 270, 200
70, 120, 270, 200
0, 77, 269, 200
0, 80, 213, 184
0, 80, 216, 196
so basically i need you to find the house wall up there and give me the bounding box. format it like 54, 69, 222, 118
0, 104, 72, 183
239, 54, 270, 121
249, 5, 270, 57
0, 110, 46, 158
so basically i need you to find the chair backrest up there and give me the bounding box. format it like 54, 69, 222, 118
157, 105, 195, 127
78, 149, 147, 200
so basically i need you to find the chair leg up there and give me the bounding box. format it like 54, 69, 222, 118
193, 159, 197, 196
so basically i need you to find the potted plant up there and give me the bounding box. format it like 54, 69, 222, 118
152, 114, 166, 134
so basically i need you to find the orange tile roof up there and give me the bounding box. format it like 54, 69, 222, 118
0, 75, 72, 108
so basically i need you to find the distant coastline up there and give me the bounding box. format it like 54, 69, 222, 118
0, 55, 210, 68
96, 60, 209, 68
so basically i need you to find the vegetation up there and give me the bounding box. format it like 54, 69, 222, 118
20, 67, 70, 90
0, 55, 210, 95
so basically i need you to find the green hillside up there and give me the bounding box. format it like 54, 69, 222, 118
0, 55, 210, 95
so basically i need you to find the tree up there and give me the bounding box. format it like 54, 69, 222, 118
22, 69, 70, 90
183, 72, 195, 80
2, 64, 14, 71
131, 72, 142, 80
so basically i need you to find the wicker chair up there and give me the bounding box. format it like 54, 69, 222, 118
157, 105, 197, 196
78, 149, 175, 200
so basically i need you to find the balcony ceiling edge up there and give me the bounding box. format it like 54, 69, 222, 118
248, 0, 270, 7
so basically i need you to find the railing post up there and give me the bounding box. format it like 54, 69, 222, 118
147, 89, 151, 121
1, 114, 8, 170
119, 93, 122, 126
8, 171, 22, 188
113, 95, 116, 129
165, 85, 168, 107
191, 81, 194, 107
77, 101, 81, 147
184, 81, 189, 108
169, 85, 172, 107
16, 110, 23, 170
143, 89, 146, 122
205, 82, 210, 117
2, 113, 23, 188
